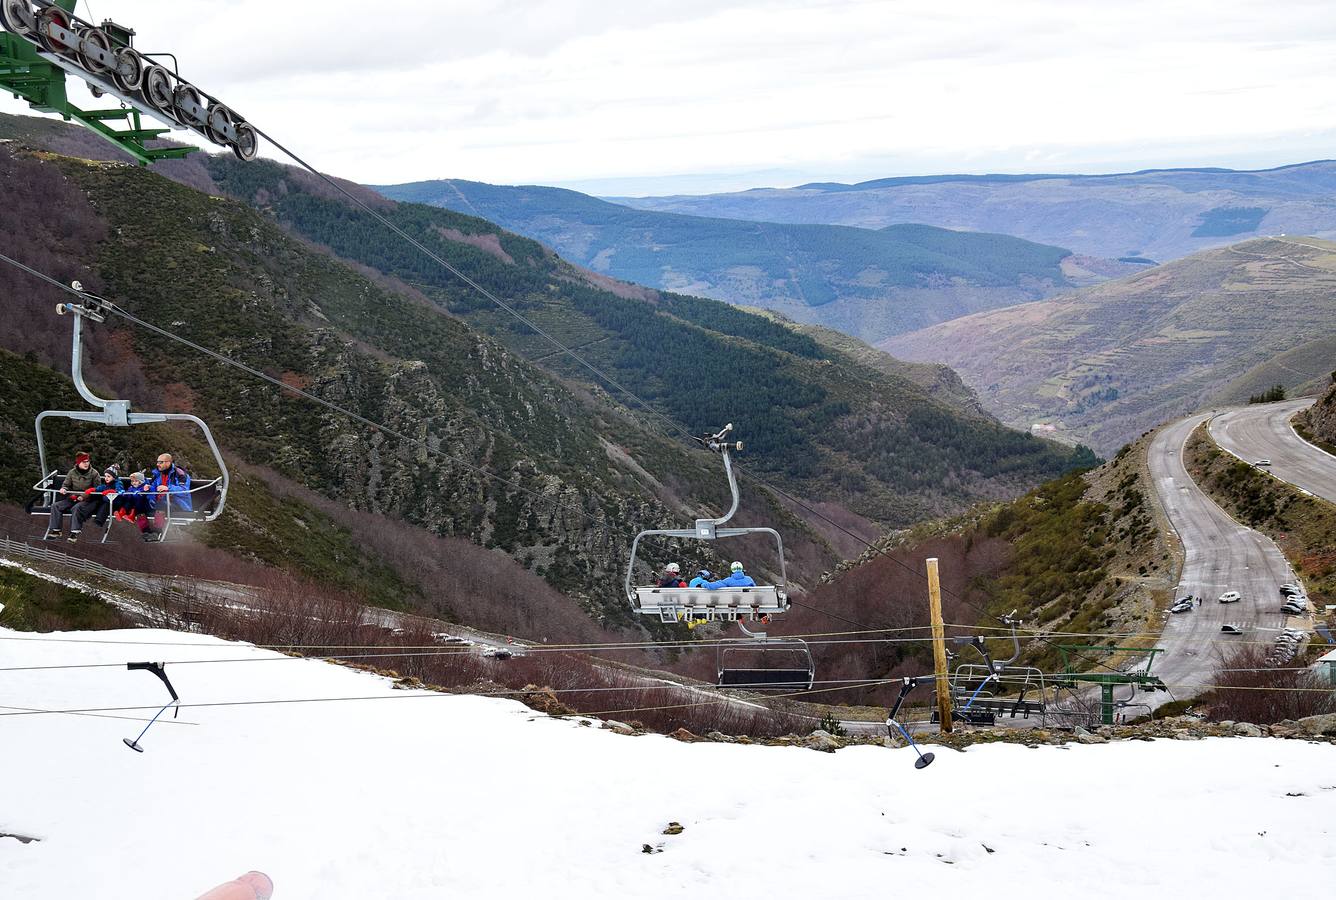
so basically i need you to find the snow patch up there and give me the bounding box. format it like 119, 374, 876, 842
2, 628, 1334, 899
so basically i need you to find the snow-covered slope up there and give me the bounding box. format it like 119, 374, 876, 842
2, 629, 1334, 899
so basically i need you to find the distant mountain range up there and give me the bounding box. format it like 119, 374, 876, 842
612, 162, 1336, 263
881, 237, 1336, 454
372, 178, 1096, 343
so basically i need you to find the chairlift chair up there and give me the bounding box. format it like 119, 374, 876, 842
936, 613, 1047, 725
625, 424, 813, 690
716, 618, 815, 690
26, 289, 229, 541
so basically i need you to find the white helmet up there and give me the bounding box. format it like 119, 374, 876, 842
730, 561, 744, 573
666, 562, 680, 573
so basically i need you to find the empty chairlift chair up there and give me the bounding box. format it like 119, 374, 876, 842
26, 289, 229, 542
936, 614, 1047, 726
624, 424, 813, 691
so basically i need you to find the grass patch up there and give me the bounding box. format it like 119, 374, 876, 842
0, 565, 130, 631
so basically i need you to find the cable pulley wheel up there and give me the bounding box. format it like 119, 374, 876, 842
231, 121, 258, 161
142, 65, 179, 123
35, 4, 74, 56
173, 83, 206, 128
204, 103, 235, 146
111, 46, 144, 93
77, 26, 111, 75
1, 0, 34, 36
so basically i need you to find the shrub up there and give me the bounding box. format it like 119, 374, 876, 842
1248, 384, 1287, 404
818, 710, 847, 737
1206, 645, 1335, 724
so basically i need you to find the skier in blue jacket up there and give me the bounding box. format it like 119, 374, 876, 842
704, 561, 756, 590
688, 569, 712, 589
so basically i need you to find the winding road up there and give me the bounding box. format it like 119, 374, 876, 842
1209, 399, 1336, 504
1144, 414, 1297, 700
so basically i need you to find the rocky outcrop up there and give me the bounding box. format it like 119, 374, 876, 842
1301, 380, 1336, 446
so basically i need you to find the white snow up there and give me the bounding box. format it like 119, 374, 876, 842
2, 628, 1334, 899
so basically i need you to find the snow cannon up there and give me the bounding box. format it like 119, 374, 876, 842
1, 0, 259, 164
194, 871, 274, 900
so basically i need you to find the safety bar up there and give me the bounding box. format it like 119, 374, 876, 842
32, 476, 222, 542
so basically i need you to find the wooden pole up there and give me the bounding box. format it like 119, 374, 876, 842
926, 557, 952, 733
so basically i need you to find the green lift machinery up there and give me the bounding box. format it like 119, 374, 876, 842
1053, 645, 1170, 726
1, 0, 256, 165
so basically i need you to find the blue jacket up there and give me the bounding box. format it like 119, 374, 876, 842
688, 576, 710, 588
147, 464, 193, 512
704, 572, 757, 590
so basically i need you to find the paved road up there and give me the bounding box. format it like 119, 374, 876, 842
1144, 414, 1297, 701
1209, 399, 1336, 505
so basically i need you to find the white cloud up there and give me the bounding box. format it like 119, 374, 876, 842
4, 0, 1336, 191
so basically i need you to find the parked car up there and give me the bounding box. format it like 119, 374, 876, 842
483, 647, 513, 660
1170, 597, 1195, 613
1253, 459, 1272, 467
1218, 591, 1242, 604
1220, 623, 1245, 635
1283, 601, 1307, 614
1280, 584, 1304, 596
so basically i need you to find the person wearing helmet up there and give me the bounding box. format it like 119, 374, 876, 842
704, 561, 757, 590
657, 562, 687, 588
688, 568, 712, 589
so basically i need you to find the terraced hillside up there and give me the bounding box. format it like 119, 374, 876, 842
882, 237, 1336, 454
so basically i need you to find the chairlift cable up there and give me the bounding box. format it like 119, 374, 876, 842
0, 676, 908, 721
0, 672, 1327, 725
0, 249, 631, 535
0, 635, 942, 673
247, 125, 705, 453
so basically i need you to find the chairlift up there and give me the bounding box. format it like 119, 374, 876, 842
716, 619, 815, 690
25, 288, 229, 541
936, 613, 1048, 725
625, 424, 812, 690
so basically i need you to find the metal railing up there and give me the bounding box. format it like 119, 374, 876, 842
30, 471, 224, 541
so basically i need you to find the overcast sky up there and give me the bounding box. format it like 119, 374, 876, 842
6, 0, 1336, 194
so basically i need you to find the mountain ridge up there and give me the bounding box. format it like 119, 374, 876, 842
880, 236, 1336, 454
371, 176, 1079, 343
615, 160, 1336, 263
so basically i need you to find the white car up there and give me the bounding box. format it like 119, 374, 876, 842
1253, 459, 1272, 467
1218, 591, 1242, 604
1220, 623, 1245, 635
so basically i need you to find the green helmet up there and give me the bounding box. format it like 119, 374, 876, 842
730, 561, 744, 573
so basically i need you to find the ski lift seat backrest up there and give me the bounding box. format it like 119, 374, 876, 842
718, 667, 814, 689
166, 477, 222, 522
25, 471, 60, 516
717, 639, 814, 691
632, 585, 785, 616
